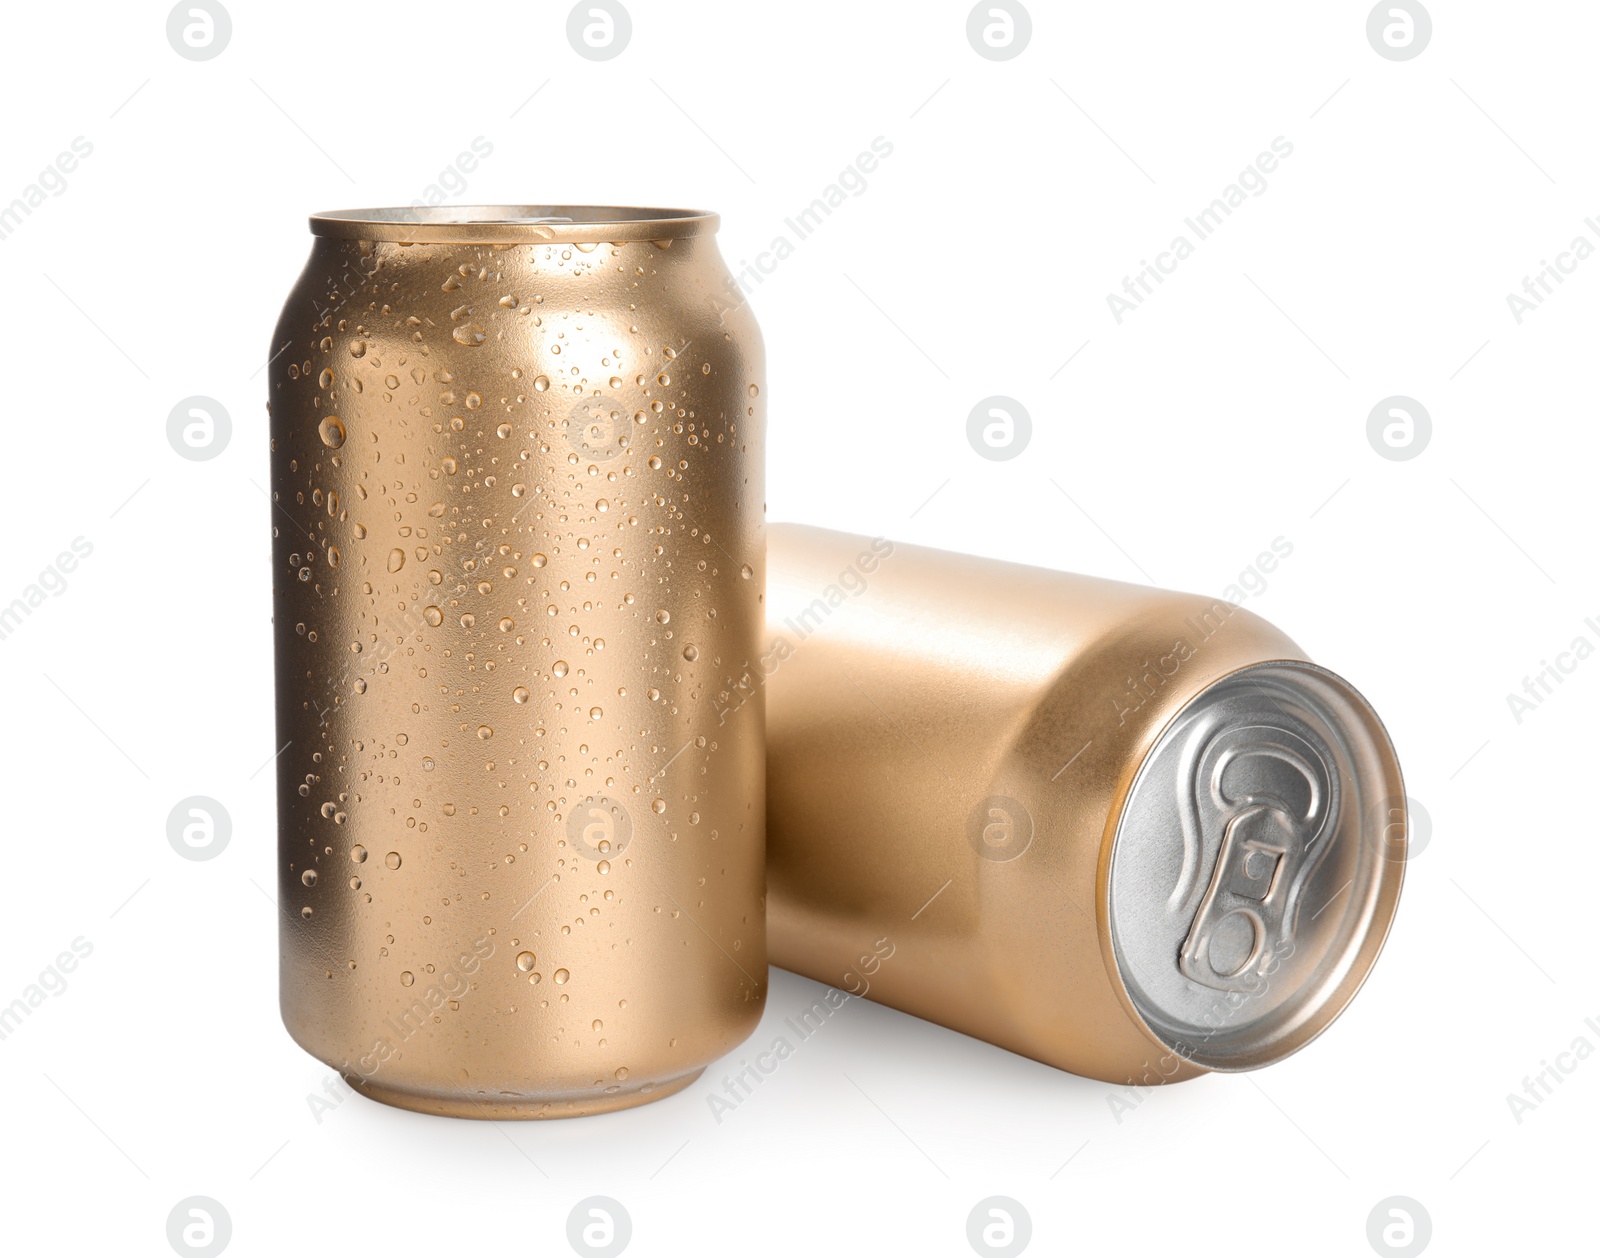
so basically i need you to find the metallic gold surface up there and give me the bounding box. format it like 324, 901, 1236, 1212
764, 525, 1404, 1086
270, 207, 766, 1119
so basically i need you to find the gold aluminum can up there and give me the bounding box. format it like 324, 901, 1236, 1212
269, 207, 767, 1118
765, 525, 1405, 1086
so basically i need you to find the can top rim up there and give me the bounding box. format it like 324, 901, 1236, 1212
1106, 659, 1405, 1072
309, 206, 719, 244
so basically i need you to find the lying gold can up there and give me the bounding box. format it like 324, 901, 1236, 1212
764, 525, 1405, 1084
269, 207, 767, 1118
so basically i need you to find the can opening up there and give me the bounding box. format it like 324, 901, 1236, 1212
310, 206, 717, 244
1106, 661, 1406, 1072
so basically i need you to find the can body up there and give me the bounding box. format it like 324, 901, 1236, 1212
764, 525, 1404, 1085
270, 207, 767, 1118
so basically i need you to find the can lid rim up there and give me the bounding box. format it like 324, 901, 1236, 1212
1105, 659, 1406, 1072
309, 206, 719, 243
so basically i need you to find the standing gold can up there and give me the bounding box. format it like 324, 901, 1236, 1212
269, 207, 767, 1119
765, 525, 1405, 1086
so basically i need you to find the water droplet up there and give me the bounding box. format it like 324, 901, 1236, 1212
349, 340, 367, 358
740, 564, 753, 579
441, 456, 459, 474
477, 725, 493, 740
496, 423, 513, 439
452, 323, 486, 347
553, 660, 569, 678
682, 645, 698, 662
385, 851, 402, 869
517, 951, 537, 972
553, 968, 570, 984
655, 609, 670, 625
589, 706, 603, 720
423, 605, 443, 627
351, 845, 367, 863
300, 906, 313, 918
301, 869, 317, 886
614, 1066, 629, 1081
531, 553, 547, 568
651, 798, 666, 814
597, 860, 611, 874
318, 368, 335, 389
400, 971, 414, 986
513, 686, 530, 704
318, 416, 347, 448
387, 548, 406, 573
498, 617, 514, 632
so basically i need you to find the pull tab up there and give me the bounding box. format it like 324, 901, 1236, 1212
1178, 731, 1332, 991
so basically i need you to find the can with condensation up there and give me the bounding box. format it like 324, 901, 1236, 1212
269, 207, 767, 1118
763, 524, 1405, 1084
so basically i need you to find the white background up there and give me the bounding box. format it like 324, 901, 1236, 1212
0, 1, 1593, 1254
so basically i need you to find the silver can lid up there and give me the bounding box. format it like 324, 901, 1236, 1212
1107, 661, 1406, 1071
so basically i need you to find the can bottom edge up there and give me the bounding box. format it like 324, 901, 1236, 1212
344, 1066, 706, 1120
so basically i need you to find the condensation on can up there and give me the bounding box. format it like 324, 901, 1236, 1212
270, 207, 767, 1118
